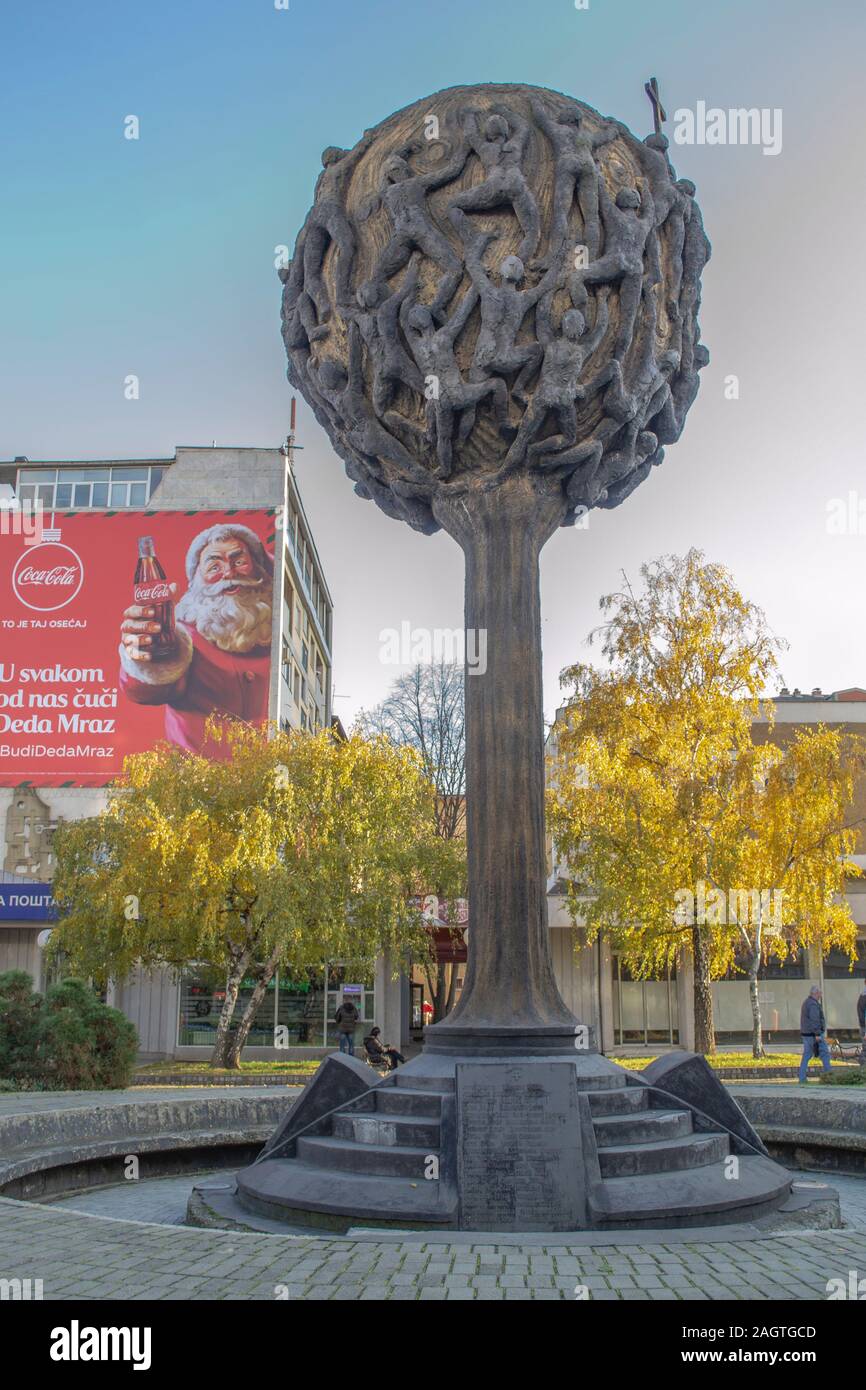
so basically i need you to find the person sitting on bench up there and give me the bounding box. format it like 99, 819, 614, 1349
364, 1026, 406, 1070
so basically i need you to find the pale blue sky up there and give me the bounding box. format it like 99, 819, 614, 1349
2, 0, 864, 723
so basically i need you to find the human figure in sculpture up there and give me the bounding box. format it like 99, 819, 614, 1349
574, 180, 657, 358
298, 137, 373, 322
502, 290, 614, 468
651, 342, 709, 445
307, 324, 432, 491
345, 258, 425, 415
362, 143, 471, 322
529, 96, 618, 265
449, 207, 564, 402
677, 187, 710, 376
449, 105, 541, 263
594, 428, 664, 511
640, 132, 678, 218
402, 289, 512, 479
647, 175, 695, 325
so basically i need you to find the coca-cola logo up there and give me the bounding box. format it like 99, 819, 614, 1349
134, 582, 170, 603
12, 542, 84, 612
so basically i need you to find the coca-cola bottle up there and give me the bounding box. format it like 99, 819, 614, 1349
134, 536, 176, 659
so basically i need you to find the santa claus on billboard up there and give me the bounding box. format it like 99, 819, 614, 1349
119, 522, 274, 756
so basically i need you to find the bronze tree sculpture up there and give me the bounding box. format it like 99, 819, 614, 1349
280, 82, 710, 1054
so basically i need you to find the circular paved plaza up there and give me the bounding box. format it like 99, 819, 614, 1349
3, 1084, 866, 1301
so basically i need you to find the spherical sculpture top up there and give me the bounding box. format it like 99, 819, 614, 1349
281, 83, 710, 536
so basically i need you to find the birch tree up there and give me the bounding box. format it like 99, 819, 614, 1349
51, 719, 462, 1066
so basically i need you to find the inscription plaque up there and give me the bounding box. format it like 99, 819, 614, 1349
456, 1062, 586, 1230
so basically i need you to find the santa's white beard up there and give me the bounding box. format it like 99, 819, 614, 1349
176, 577, 273, 653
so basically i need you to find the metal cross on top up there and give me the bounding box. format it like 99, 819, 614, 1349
644, 76, 667, 136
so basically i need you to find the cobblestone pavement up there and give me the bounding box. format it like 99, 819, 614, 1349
47, 1173, 216, 1225
3, 1082, 865, 1300
1, 1194, 865, 1301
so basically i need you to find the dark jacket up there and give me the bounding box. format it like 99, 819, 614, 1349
857, 991, 866, 1031
334, 1002, 359, 1033
800, 996, 825, 1035
364, 1034, 385, 1059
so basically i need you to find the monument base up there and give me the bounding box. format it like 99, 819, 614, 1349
231, 1048, 795, 1234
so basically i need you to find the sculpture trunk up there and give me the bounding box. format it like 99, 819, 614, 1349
427, 477, 580, 1051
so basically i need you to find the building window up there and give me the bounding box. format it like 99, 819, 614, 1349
277, 968, 326, 1046
17, 465, 162, 510
720, 948, 806, 982
823, 943, 866, 979
301, 641, 309, 671
281, 638, 290, 686
286, 502, 298, 550
283, 573, 294, 632
178, 967, 324, 1048
176, 964, 375, 1051
293, 667, 300, 705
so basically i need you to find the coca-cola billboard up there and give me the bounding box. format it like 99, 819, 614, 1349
0, 510, 276, 786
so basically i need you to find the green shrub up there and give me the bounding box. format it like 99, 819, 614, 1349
822, 1067, 866, 1086
0, 971, 43, 1080
0, 973, 138, 1090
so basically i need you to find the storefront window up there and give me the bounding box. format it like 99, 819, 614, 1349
612, 956, 678, 1045
277, 968, 326, 1047
177, 963, 372, 1048
178, 968, 229, 1046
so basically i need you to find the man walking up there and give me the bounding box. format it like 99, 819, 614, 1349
798, 984, 831, 1083
334, 994, 360, 1056
857, 978, 866, 1066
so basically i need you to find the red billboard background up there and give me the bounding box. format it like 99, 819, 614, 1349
0, 509, 277, 786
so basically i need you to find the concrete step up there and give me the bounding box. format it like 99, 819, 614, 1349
593, 1108, 693, 1147
333, 1112, 440, 1148
597, 1131, 729, 1178
588, 1087, 649, 1117
395, 1072, 455, 1093
341, 1093, 377, 1114
296, 1135, 435, 1179
592, 1154, 792, 1228
376, 1088, 443, 1118
237, 1157, 457, 1229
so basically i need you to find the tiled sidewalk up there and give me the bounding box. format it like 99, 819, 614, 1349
3, 1195, 866, 1300
4, 1081, 866, 1300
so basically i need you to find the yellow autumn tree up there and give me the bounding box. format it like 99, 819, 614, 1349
710, 726, 865, 1055
548, 550, 793, 1054
51, 718, 465, 1067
